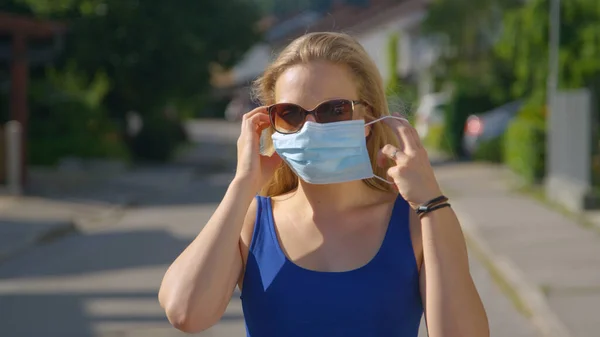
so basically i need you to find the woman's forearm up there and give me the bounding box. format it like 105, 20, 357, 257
420, 207, 489, 337
158, 178, 257, 332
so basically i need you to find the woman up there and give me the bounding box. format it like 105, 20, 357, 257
159, 32, 489, 337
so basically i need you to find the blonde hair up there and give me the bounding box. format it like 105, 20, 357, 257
253, 32, 400, 196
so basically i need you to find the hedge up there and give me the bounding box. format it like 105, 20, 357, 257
504, 116, 546, 183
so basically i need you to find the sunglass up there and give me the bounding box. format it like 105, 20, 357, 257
267, 99, 365, 134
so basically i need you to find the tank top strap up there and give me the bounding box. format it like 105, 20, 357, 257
248, 195, 266, 252
377, 196, 418, 270
245, 196, 287, 292
389, 195, 410, 235
249, 195, 278, 252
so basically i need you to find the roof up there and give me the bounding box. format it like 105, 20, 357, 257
269, 0, 428, 48
212, 0, 430, 91
0, 12, 67, 38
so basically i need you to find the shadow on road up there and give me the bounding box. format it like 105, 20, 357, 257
0, 290, 245, 337
0, 227, 189, 279
0, 291, 161, 337
0, 224, 245, 336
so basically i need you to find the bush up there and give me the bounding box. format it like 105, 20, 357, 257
26, 66, 130, 166
28, 98, 130, 166
504, 109, 546, 183
422, 123, 445, 150
130, 115, 187, 163
473, 135, 504, 163
441, 83, 496, 158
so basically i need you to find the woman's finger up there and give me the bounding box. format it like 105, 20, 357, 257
401, 119, 423, 150
242, 107, 269, 134
382, 117, 417, 154
242, 106, 268, 121
379, 144, 407, 165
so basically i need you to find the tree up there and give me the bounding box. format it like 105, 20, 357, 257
1, 0, 263, 163
423, 0, 520, 82
495, 0, 600, 99
19, 0, 263, 118
421, 0, 521, 156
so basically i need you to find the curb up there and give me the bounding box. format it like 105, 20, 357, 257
456, 208, 572, 337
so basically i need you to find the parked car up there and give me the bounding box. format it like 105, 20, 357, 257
462, 100, 523, 158
414, 92, 450, 139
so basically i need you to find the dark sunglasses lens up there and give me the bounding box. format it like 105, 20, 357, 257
271, 104, 304, 133
315, 100, 354, 123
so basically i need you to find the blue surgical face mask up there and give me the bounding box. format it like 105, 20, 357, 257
271, 116, 407, 185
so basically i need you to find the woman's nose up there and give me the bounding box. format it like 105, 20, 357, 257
305, 114, 317, 122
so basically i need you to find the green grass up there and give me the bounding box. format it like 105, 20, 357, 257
463, 232, 534, 318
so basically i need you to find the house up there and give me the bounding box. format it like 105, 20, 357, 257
213, 0, 442, 120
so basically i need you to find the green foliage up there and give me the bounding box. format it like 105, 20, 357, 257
9, 0, 261, 118
28, 69, 129, 165
593, 108, 600, 189
473, 135, 504, 163
494, 0, 600, 189
66, 0, 260, 116
386, 32, 401, 96
424, 0, 516, 56
421, 0, 520, 151
593, 152, 600, 189
385, 32, 403, 114
2, 0, 262, 164
423, 0, 521, 83
129, 115, 185, 163
441, 81, 497, 157
422, 123, 445, 150
518, 94, 547, 123
384, 32, 418, 123
45, 62, 111, 108
504, 104, 547, 183
495, 0, 600, 98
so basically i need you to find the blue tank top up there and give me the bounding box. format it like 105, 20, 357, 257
241, 195, 423, 337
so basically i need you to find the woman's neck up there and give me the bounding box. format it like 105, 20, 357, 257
289, 179, 390, 214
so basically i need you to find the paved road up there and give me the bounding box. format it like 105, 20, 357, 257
0, 120, 539, 337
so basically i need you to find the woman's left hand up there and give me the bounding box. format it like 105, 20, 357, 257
376, 116, 443, 209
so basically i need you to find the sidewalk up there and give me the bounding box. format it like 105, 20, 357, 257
0, 119, 240, 266
435, 162, 600, 337
0, 167, 200, 263
0, 196, 126, 262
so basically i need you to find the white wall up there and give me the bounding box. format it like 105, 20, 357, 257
230, 9, 433, 90
355, 10, 427, 86
357, 25, 397, 85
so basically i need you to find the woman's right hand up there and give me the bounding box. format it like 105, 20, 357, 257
234, 107, 282, 192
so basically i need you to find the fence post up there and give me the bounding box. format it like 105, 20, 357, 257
6, 121, 22, 196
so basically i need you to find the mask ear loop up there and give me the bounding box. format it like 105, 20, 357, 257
364, 115, 409, 127
364, 115, 410, 184
372, 174, 395, 185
